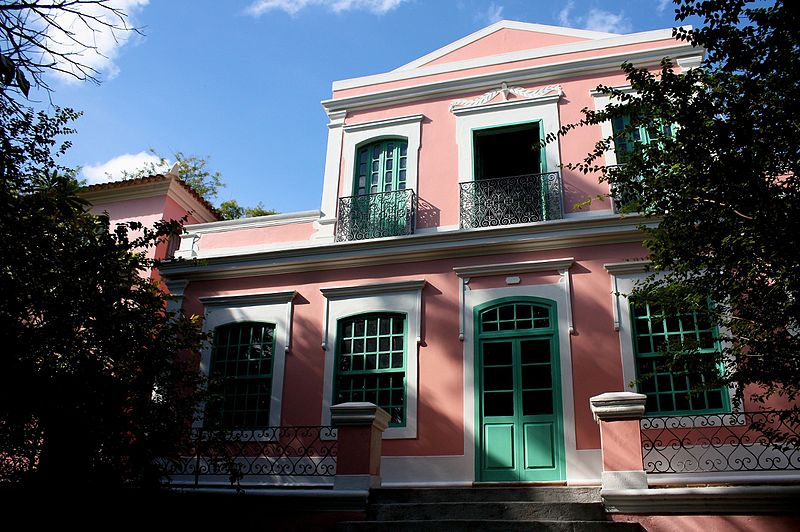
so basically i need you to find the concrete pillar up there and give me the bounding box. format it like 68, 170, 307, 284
590, 392, 648, 490
331, 402, 389, 490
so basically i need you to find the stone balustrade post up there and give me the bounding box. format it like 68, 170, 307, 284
331, 402, 390, 490
590, 392, 648, 490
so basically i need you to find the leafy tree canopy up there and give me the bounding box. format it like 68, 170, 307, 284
561, 0, 799, 420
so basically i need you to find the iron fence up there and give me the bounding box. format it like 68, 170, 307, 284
641, 411, 800, 474
335, 189, 417, 242
459, 171, 564, 229
161, 426, 338, 487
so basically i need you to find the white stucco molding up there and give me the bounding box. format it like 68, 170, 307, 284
604, 261, 651, 331
677, 55, 704, 70
590, 392, 647, 421
164, 279, 189, 314
186, 210, 321, 235
319, 280, 426, 439
342, 114, 424, 133
315, 110, 348, 243
450, 83, 561, 113
602, 485, 800, 514
454, 258, 575, 337
199, 291, 297, 428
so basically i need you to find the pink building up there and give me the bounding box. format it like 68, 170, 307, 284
93, 21, 799, 530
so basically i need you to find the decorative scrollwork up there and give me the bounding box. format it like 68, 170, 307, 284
336, 189, 417, 242
459, 172, 564, 229
641, 411, 800, 474
449, 83, 562, 111
161, 426, 338, 487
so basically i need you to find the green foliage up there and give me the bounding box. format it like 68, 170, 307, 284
560, 0, 799, 419
0, 101, 208, 487
217, 199, 277, 220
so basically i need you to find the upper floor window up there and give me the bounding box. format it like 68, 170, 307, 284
209, 322, 275, 429
354, 139, 408, 195
631, 302, 728, 415
334, 313, 407, 426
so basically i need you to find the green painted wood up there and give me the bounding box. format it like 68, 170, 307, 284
351, 139, 409, 238
475, 297, 566, 483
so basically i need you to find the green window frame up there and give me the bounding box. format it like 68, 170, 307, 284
610, 115, 674, 162
334, 313, 407, 427
209, 322, 275, 429
631, 302, 729, 415
480, 300, 552, 334
354, 139, 408, 196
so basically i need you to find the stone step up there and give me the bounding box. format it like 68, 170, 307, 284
338, 519, 642, 532
370, 486, 601, 504
368, 501, 607, 522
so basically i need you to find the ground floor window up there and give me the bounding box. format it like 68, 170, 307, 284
209, 322, 275, 428
334, 313, 406, 426
631, 302, 728, 414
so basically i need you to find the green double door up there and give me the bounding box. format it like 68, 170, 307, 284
477, 332, 565, 482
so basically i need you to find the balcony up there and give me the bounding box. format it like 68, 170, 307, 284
459, 171, 564, 229
335, 189, 417, 242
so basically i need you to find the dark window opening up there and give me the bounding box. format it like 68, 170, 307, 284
473, 123, 542, 180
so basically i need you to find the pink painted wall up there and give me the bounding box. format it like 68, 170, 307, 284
198, 221, 316, 251
182, 241, 647, 457
422, 29, 590, 67
610, 514, 800, 531
91, 195, 167, 261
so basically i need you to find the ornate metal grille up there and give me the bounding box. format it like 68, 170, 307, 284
161, 426, 338, 487
459, 172, 564, 229
641, 411, 800, 474
336, 189, 417, 242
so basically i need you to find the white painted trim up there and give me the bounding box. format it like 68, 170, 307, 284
343, 114, 424, 133
559, 267, 575, 335
200, 291, 296, 428
324, 45, 698, 113
164, 279, 189, 314
604, 261, 651, 331
395, 20, 618, 72
340, 115, 423, 202
463, 283, 580, 483
186, 210, 321, 234
677, 54, 704, 70
454, 257, 574, 278
161, 214, 651, 280
602, 485, 800, 514
316, 110, 348, 242
455, 89, 562, 185
320, 282, 425, 439
338, 27, 688, 91
647, 470, 800, 487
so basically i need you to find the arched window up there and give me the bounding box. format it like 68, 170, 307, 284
334, 313, 406, 426
479, 301, 551, 334
354, 139, 408, 195
209, 322, 276, 428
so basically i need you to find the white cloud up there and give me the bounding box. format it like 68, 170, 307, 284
247, 0, 407, 16
82, 151, 169, 184
557, 1, 631, 34
43, 0, 148, 83
478, 2, 504, 24
657, 0, 672, 15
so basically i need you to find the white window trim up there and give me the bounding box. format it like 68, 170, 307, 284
603, 263, 738, 417
454, 90, 562, 183
340, 114, 423, 197
320, 280, 425, 439
199, 291, 296, 430
591, 85, 635, 168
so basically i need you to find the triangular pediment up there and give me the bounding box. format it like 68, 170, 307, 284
395, 20, 618, 71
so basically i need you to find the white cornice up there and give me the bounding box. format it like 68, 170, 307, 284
199, 290, 297, 307
334, 27, 692, 92
604, 260, 651, 274
160, 215, 651, 281
321, 280, 426, 299
602, 485, 800, 514
322, 44, 698, 114
166, 180, 218, 223
186, 210, 321, 234
452, 93, 562, 116
395, 20, 618, 72
343, 114, 424, 133
81, 179, 171, 205
454, 257, 574, 278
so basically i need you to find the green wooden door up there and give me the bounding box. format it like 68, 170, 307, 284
353, 139, 408, 237
476, 300, 565, 482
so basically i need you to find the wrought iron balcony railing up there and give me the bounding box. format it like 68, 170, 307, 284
641, 411, 800, 474
161, 426, 338, 487
336, 189, 417, 242
459, 171, 564, 229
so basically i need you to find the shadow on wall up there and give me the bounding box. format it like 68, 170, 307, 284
417, 196, 440, 228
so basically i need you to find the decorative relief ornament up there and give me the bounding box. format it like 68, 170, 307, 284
449, 82, 562, 112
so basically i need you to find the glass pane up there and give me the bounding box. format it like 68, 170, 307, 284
520, 340, 550, 364
522, 366, 552, 389
484, 392, 513, 417
523, 390, 553, 416
499, 305, 514, 320
484, 366, 513, 391
483, 342, 512, 366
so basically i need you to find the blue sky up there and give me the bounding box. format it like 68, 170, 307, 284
40, 0, 684, 214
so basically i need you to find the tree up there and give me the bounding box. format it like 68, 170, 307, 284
559, 0, 799, 424
120, 149, 278, 221
0, 100, 209, 487
1, 0, 138, 101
